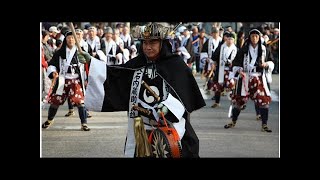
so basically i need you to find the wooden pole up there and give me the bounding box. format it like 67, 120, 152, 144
69, 22, 83, 53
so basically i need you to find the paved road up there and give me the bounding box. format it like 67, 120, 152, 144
41, 74, 279, 158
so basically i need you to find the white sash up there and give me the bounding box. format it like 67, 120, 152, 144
105, 40, 113, 57
58, 46, 77, 75
265, 61, 274, 83
56, 46, 76, 95
260, 46, 270, 96
115, 38, 124, 48
55, 76, 65, 95
130, 44, 137, 59
96, 50, 107, 63
241, 52, 255, 96
218, 45, 225, 84
125, 67, 173, 157
78, 63, 86, 96
80, 39, 89, 52
249, 45, 258, 66
208, 37, 220, 58
262, 69, 271, 96
125, 68, 144, 157
66, 46, 77, 72
243, 52, 257, 74
87, 36, 100, 51
105, 41, 117, 64
122, 49, 130, 64
208, 38, 213, 58
241, 73, 249, 96
88, 39, 95, 51
121, 34, 131, 48
219, 45, 236, 83
178, 46, 191, 64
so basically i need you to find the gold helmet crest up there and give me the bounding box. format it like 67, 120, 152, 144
140, 22, 170, 40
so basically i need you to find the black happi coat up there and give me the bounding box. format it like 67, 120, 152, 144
210, 43, 234, 82
47, 47, 83, 94
232, 41, 272, 95
101, 53, 205, 157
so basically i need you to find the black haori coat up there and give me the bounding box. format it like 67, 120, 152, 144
47, 47, 85, 94
98, 53, 205, 157
232, 41, 272, 96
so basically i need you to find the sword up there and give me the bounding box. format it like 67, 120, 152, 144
168, 22, 182, 36
228, 77, 238, 118
132, 105, 152, 116
141, 80, 160, 102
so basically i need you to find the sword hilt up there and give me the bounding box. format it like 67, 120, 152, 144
132, 105, 151, 116
141, 80, 160, 102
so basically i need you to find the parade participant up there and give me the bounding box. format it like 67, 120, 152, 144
191, 26, 200, 73
224, 29, 273, 132
202, 31, 231, 100
87, 26, 101, 57
198, 28, 208, 74
84, 22, 205, 157
201, 27, 222, 92
76, 28, 89, 52
253, 33, 274, 120
113, 28, 128, 64
42, 31, 90, 131
181, 29, 194, 70
64, 28, 92, 118
120, 25, 137, 59
100, 27, 119, 65
210, 32, 237, 108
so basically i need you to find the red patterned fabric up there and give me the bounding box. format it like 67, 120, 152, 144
230, 94, 248, 106
248, 76, 271, 106
231, 75, 271, 107
48, 79, 84, 106
212, 70, 234, 92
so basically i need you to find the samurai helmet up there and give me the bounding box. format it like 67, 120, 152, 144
140, 22, 170, 40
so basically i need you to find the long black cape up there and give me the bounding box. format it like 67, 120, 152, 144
101, 54, 205, 157
101, 54, 206, 113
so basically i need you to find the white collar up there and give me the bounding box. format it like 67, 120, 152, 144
249, 44, 258, 54
249, 44, 258, 62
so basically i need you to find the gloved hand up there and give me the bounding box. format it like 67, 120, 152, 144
77, 51, 91, 63
77, 52, 86, 63
157, 103, 168, 116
